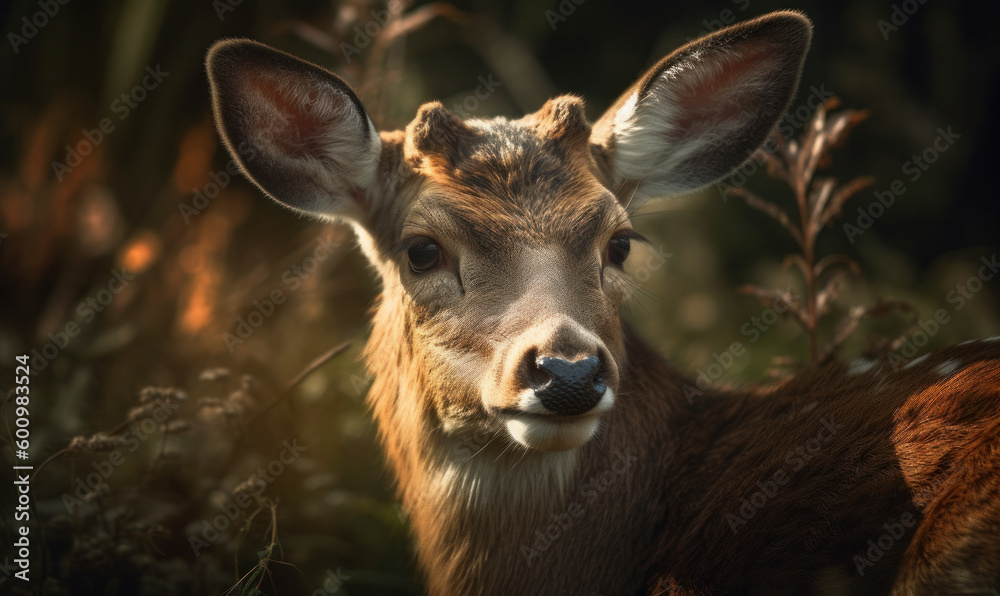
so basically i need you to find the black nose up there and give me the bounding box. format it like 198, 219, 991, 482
533, 355, 606, 416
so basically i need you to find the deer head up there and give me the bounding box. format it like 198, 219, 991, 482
206, 12, 811, 456
204, 16, 1000, 595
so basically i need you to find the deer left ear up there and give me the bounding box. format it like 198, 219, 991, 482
592, 11, 812, 201
206, 39, 381, 223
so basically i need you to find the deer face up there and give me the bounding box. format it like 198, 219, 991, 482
207, 11, 811, 452
384, 99, 632, 451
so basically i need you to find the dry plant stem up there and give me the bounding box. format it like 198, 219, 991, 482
257, 502, 279, 591
31, 446, 71, 483
729, 98, 890, 367
246, 340, 351, 426
223, 501, 280, 596
32, 343, 348, 485
94, 493, 111, 536
795, 163, 819, 363
33, 409, 170, 483
793, 103, 827, 364
214, 341, 352, 490
362, 3, 468, 124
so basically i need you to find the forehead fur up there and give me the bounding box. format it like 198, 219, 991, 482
402, 95, 621, 250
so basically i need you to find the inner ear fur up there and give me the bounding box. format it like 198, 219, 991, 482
206, 39, 381, 221
591, 11, 813, 200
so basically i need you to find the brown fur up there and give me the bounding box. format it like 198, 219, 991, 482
205, 12, 1000, 595
359, 112, 1000, 595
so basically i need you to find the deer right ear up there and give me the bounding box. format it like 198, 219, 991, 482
591, 11, 812, 202
206, 39, 380, 222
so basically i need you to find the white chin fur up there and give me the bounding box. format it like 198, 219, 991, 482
503, 388, 615, 451
505, 415, 601, 451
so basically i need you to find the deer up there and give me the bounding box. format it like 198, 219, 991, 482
205, 10, 1000, 595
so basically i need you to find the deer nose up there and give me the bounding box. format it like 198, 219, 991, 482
532, 355, 606, 416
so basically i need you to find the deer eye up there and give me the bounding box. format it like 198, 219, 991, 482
608, 235, 631, 266
407, 238, 442, 273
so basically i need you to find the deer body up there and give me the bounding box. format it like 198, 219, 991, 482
370, 312, 1000, 595
207, 11, 1000, 595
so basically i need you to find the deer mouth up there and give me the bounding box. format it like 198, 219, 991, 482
496, 387, 614, 451
505, 412, 599, 423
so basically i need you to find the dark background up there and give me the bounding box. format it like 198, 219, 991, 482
0, 0, 997, 594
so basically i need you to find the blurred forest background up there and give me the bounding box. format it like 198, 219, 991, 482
1, 0, 998, 594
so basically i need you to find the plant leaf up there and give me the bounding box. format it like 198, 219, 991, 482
818, 305, 865, 361
759, 140, 789, 182
824, 109, 869, 149
819, 300, 917, 361
739, 285, 807, 328
782, 254, 810, 277
815, 268, 853, 318
728, 187, 804, 246
822, 176, 876, 228
808, 177, 836, 232
814, 254, 859, 279
772, 129, 795, 166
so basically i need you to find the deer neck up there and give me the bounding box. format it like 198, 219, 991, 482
364, 291, 688, 593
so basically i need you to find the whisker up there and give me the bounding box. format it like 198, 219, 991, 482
465, 431, 502, 462
493, 440, 515, 464
507, 445, 530, 473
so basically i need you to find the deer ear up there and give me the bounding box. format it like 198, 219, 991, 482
206, 39, 380, 222
592, 11, 812, 201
